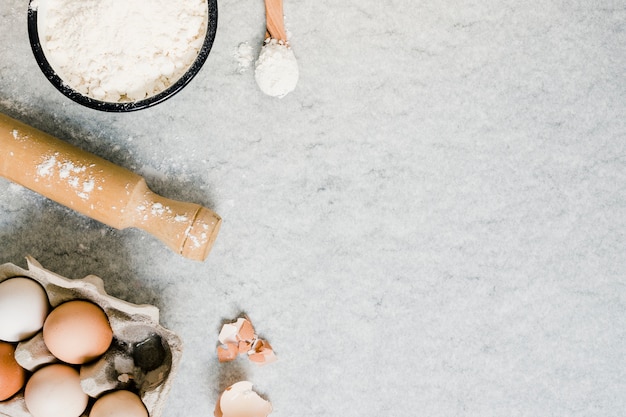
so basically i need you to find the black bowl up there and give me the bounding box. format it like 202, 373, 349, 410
27, 0, 218, 112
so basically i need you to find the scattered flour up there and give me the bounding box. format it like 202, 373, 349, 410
235, 42, 255, 73
58, 161, 86, 179
136, 202, 188, 223
254, 39, 299, 98
151, 203, 167, 216
36, 154, 97, 201
36, 155, 57, 177
82, 180, 95, 193
38, 0, 208, 102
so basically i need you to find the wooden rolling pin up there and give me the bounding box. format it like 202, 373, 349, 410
0, 113, 221, 261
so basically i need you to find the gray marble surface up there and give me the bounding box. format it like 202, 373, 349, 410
1, 0, 625, 416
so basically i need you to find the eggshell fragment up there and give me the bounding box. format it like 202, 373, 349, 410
90, 390, 149, 417
217, 342, 239, 362
237, 319, 256, 342
0, 341, 26, 401
247, 340, 277, 366
43, 300, 113, 364
0, 277, 49, 342
218, 319, 244, 345
237, 340, 253, 354
24, 364, 88, 417
216, 317, 276, 365
216, 381, 272, 417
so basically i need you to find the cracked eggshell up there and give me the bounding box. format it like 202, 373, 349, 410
217, 321, 242, 345
0, 257, 182, 417
217, 343, 238, 363
217, 317, 276, 366
216, 381, 272, 417
247, 340, 276, 366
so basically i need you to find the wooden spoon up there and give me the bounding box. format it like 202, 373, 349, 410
264, 0, 287, 42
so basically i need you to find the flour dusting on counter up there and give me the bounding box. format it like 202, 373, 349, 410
255, 39, 299, 98
235, 42, 255, 73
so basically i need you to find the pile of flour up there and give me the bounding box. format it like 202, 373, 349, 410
254, 39, 299, 98
37, 0, 208, 102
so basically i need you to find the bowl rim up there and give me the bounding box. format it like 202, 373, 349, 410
27, 0, 218, 112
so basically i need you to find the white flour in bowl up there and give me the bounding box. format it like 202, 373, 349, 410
36, 0, 208, 103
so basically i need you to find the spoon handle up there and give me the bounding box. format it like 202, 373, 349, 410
264, 0, 287, 42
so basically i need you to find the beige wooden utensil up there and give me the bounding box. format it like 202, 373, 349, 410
0, 113, 221, 261
264, 0, 287, 42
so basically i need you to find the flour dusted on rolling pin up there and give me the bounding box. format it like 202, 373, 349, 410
37, 0, 208, 102
36, 154, 98, 201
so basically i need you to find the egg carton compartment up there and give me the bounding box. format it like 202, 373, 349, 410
0, 257, 182, 417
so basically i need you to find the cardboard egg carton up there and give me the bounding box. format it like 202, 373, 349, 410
0, 257, 182, 417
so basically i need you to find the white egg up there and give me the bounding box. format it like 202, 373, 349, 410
0, 277, 49, 342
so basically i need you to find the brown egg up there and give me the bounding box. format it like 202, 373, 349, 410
43, 300, 113, 364
0, 341, 26, 401
90, 390, 149, 417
